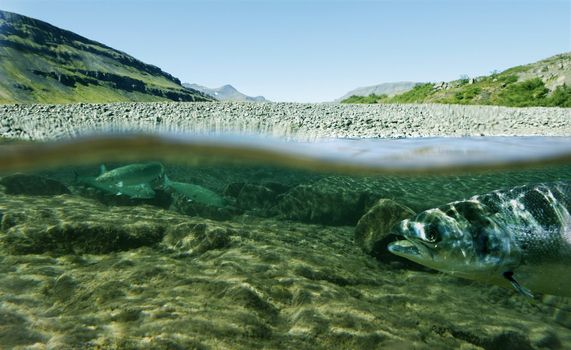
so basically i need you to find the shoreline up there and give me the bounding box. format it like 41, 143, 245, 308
0, 101, 570, 140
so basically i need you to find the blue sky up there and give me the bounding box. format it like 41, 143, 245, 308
1, 0, 570, 102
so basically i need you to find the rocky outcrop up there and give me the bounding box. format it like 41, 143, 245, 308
354, 198, 415, 260
0, 191, 240, 255
0, 195, 168, 254
0, 174, 70, 196
276, 177, 383, 226
224, 182, 290, 217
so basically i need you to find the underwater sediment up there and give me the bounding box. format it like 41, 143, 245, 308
0, 163, 571, 349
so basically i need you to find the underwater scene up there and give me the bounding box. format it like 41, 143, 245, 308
1, 135, 571, 350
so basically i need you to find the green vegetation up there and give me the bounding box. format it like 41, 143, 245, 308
343, 83, 437, 104
451, 85, 481, 104
493, 78, 548, 107
344, 77, 571, 108
548, 84, 571, 107
342, 94, 386, 104
389, 83, 436, 103
0, 10, 214, 104
342, 53, 571, 108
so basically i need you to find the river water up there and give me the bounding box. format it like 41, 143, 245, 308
0, 134, 569, 349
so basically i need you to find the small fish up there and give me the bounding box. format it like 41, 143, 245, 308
76, 162, 165, 199
113, 183, 156, 199
388, 182, 571, 298
163, 176, 225, 207
96, 162, 165, 188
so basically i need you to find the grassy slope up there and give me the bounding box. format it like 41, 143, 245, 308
0, 10, 214, 103
342, 53, 571, 107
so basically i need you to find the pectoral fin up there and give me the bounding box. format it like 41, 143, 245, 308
503, 271, 534, 298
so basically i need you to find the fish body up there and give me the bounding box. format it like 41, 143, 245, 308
388, 182, 571, 297
95, 162, 165, 187
77, 162, 165, 199
163, 176, 225, 207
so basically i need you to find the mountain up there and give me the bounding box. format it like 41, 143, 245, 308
184, 83, 268, 102
0, 10, 213, 103
342, 53, 571, 107
336, 82, 419, 102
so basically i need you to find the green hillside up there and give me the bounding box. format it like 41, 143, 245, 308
342, 53, 571, 107
0, 10, 214, 104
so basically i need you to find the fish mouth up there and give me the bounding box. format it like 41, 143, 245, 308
387, 238, 432, 262
388, 239, 421, 257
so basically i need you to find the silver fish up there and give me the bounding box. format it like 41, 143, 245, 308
77, 162, 165, 199
388, 182, 571, 298
163, 176, 225, 207
96, 162, 165, 187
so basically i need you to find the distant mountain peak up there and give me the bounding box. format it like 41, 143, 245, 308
183, 83, 268, 102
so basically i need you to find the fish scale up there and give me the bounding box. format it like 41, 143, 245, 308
389, 181, 571, 297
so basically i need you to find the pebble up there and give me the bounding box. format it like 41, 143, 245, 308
0, 102, 570, 140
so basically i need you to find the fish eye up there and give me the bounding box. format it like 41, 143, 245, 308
425, 225, 440, 242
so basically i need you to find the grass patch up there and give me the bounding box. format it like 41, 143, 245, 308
546, 84, 571, 107
389, 83, 435, 103
493, 78, 548, 107
342, 94, 386, 104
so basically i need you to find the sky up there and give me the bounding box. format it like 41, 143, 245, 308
1, 0, 570, 102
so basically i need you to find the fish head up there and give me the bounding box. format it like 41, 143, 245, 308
388, 200, 516, 278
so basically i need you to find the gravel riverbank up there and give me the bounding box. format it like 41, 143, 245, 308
1, 102, 570, 140
0, 102, 571, 140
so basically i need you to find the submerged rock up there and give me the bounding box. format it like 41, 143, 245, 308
0, 174, 70, 196
236, 184, 277, 210
2, 215, 165, 255
162, 222, 234, 255
170, 194, 236, 221
275, 177, 383, 226
0, 195, 180, 254
354, 198, 415, 260
232, 183, 288, 216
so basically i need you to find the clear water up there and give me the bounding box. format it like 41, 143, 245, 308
0, 134, 570, 349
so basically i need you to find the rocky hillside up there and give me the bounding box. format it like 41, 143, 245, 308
0, 10, 214, 104
335, 82, 419, 102
184, 83, 268, 102
342, 53, 571, 107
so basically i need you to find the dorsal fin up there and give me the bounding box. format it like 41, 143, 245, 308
99, 164, 107, 175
